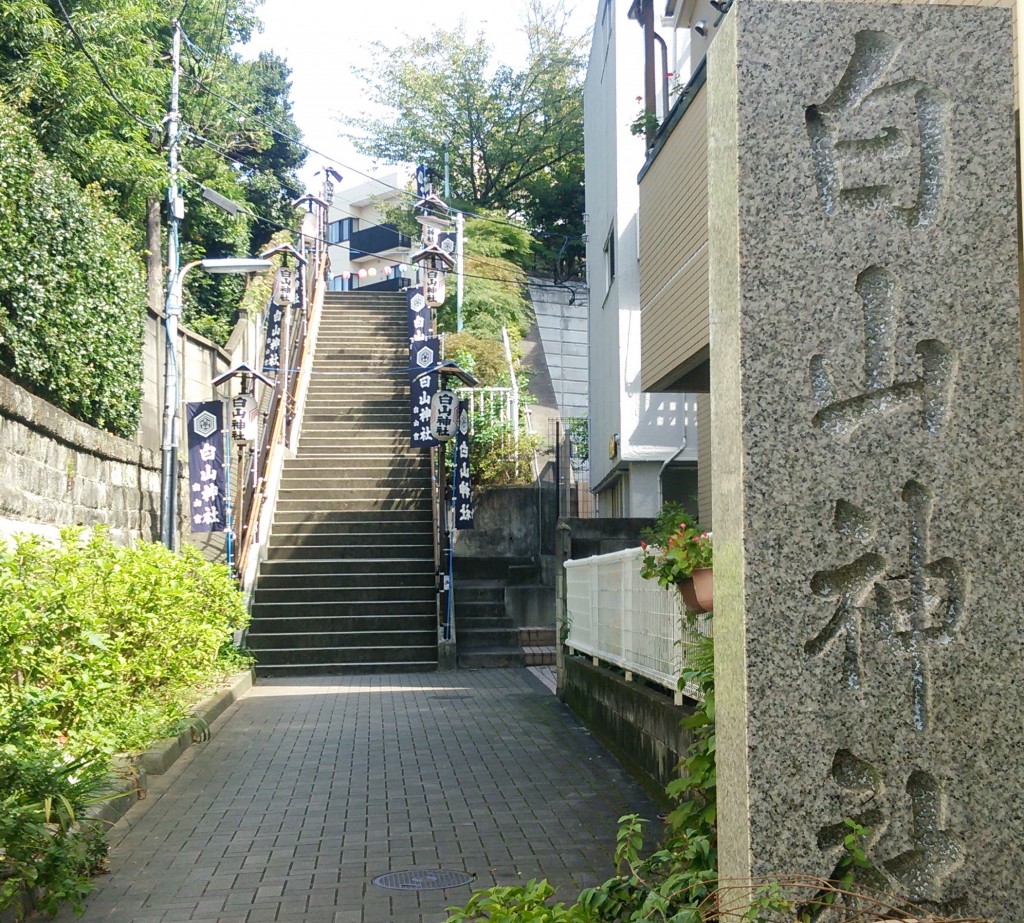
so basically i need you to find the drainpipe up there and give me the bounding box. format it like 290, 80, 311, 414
653, 32, 670, 123
639, 0, 657, 148
657, 433, 688, 510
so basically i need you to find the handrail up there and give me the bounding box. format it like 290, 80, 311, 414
236, 251, 327, 595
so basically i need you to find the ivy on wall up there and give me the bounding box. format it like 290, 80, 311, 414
0, 102, 145, 438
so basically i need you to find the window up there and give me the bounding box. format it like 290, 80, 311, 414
603, 224, 616, 296
327, 217, 359, 243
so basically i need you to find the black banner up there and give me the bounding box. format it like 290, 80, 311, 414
410, 337, 440, 448
263, 301, 283, 372
454, 401, 474, 529
406, 286, 429, 342
186, 401, 227, 533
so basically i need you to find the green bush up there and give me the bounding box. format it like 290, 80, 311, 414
0, 528, 250, 754
0, 527, 249, 917
0, 100, 145, 437
0, 701, 111, 919
464, 415, 542, 487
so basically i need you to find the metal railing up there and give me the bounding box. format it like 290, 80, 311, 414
235, 249, 327, 592
564, 547, 711, 701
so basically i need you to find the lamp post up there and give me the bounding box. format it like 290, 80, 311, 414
160, 257, 273, 549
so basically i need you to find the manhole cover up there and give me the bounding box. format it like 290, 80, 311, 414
372, 869, 475, 891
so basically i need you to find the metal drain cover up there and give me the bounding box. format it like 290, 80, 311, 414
372, 869, 475, 891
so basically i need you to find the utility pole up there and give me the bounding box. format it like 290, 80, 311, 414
160, 19, 183, 549
455, 211, 465, 332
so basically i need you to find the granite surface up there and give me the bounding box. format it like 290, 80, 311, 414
707, 4, 1022, 920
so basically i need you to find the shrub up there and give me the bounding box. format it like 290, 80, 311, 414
0, 100, 146, 437
0, 528, 250, 754
465, 415, 542, 487
0, 701, 111, 919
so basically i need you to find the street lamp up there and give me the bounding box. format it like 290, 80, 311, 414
161, 257, 273, 549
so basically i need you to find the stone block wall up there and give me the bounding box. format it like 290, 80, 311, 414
0, 375, 160, 542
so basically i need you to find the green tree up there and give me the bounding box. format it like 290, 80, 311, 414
437, 215, 535, 340
343, 0, 586, 274
0, 0, 306, 342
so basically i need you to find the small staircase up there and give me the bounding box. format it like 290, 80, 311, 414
454, 558, 556, 668
248, 291, 438, 675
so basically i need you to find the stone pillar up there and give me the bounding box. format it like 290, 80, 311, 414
708, 4, 1022, 920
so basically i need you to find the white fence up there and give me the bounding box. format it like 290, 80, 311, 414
564, 547, 711, 701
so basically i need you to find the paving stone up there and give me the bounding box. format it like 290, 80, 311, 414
54, 669, 659, 922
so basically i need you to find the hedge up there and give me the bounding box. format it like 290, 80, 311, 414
0, 100, 145, 438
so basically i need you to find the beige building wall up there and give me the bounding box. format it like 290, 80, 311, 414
638, 84, 710, 393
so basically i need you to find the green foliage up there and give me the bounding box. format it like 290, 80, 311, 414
466, 416, 542, 487
0, 100, 145, 436
446, 333, 513, 388
343, 1, 586, 274
0, 0, 306, 343
0, 706, 111, 919
446, 878, 596, 922
437, 215, 535, 340
0, 526, 250, 915
0, 528, 250, 754
565, 416, 588, 465
639, 503, 712, 589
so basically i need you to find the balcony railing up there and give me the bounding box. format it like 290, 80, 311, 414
348, 224, 411, 262
564, 547, 711, 701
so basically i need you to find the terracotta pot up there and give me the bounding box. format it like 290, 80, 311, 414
679, 567, 713, 613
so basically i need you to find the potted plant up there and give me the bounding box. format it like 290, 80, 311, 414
640, 503, 714, 613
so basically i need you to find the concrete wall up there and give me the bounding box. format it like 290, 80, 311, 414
140, 307, 232, 454
0, 374, 161, 543
563, 656, 694, 794
452, 483, 557, 559
528, 279, 589, 425
556, 515, 653, 561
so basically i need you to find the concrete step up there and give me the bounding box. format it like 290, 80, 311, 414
248, 629, 437, 651
256, 571, 434, 590
251, 599, 435, 618
254, 581, 436, 606
253, 645, 438, 669
271, 510, 432, 525
248, 614, 435, 634
457, 648, 526, 669
267, 524, 432, 542
265, 543, 435, 561
457, 627, 520, 650
258, 553, 434, 577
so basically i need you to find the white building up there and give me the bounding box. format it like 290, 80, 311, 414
326, 169, 415, 292
584, 0, 697, 518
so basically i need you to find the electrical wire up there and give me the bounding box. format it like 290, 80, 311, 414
50, 0, 161, 132
177, 23, 584, 243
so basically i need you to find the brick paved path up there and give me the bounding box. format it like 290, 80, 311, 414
58, 669, 660, 923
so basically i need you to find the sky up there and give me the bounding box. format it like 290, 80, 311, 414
242, 0, 596, 192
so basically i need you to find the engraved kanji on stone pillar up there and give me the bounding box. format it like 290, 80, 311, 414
806, 30, 952, 229
874, 481, 968, 732
806, 500, 886, 693
819, 750, 966, 907
808, 481, 968, 731
810, 266, 957, 439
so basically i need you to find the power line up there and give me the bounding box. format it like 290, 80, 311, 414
50, 0, 161, 132
177, 23, 583, 243
176, 169, 580, 296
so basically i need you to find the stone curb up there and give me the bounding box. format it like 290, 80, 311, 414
0, 670, 254, 923
94, 669, 254, 825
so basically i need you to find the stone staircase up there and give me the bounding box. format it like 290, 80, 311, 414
247, 291, 438, 675
454, 557, 556, 668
